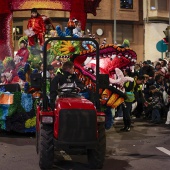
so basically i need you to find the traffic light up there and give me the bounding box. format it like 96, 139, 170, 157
163, 26, 170, 57
163, 27, 169, 44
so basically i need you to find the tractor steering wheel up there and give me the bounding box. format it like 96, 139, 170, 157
58, 87, 80, 94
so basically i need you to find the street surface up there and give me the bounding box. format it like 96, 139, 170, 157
0, 119, 170, 170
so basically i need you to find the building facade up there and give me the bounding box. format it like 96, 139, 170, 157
143, 0, 169, 62
13, 0, 144, 62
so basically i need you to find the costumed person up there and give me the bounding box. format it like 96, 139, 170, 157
14, 39, 29, 69
0, 73, 8, 85
120, 75, 145, 132
3, 57, 20, 84
72, 19, 83, 37
26, 8, 46, 50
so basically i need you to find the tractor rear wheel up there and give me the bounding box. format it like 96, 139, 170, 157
39, 124, 54, 169
87, 123, 106, 169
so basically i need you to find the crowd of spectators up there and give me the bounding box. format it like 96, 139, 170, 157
115, 58, 170, 126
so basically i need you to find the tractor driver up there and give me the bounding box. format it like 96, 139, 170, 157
50, 61, 86, 109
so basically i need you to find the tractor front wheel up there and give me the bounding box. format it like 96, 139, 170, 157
87, 123, 106, 169
39, 124, 54, 169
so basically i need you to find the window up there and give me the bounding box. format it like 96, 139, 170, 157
150, 0, 168, 10
150, 0, 157, 10
13, 26, 23, 41
13, 21, 23, 51
116, 24, 133, 44
157, 0, 168, 10
120, 0, 133, 9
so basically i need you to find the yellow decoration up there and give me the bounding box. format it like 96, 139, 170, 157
25, 116, 36, 128
107, 93, 119, 107
20, 1, 63, 10
111, 97, 124, 108
59, 41, 75, 55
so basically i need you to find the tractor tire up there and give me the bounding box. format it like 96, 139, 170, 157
36, 118, 39, 154
87, 123, 106, 169
39, 124, 54, 169
36, 128, 39, 154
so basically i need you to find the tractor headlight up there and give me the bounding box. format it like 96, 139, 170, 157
41, 116, 53, 124
97, 116, 105, 123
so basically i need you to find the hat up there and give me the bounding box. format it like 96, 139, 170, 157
149, 85, 156, 91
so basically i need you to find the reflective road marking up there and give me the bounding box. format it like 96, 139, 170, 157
156, 147, 170, 156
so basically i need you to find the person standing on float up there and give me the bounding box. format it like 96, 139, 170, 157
27, 8, 46, 50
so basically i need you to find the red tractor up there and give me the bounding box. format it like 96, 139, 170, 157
31, 37, 107, 169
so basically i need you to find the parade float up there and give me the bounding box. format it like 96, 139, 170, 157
0, 0, 137, 133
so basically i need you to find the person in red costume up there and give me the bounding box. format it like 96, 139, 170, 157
27, 8, 46, 49
14, 40, 29, 69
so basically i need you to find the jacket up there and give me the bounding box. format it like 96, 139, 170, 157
50, 69, 85, 102
151, 90, 163, 109
27, 16, 45, 34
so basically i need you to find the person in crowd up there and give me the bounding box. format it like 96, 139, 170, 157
154, 72, 169, 117
38, 62, 44, 73
165, 61, 170, 82
154, 74, 167, 93
139, 61, 155, 77
160, 59, 168, 72
147, 85, 164, 124
133, 75, 147, 118
143, 74, 154, 101
154, 62, 166, 77
47, 64, 55, 79
134, 64, 141, 76
120, 75, 145, 132
155, 61, 162, 71
142, 74, 155, 119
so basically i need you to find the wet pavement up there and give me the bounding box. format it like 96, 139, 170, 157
0, 119, 170, 170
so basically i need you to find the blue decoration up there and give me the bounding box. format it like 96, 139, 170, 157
21, 93, 33, 112
0, 104, 10, 120
18, 69, 26, 81
24, 63, 30, 73
0, 86, 5, 92
56, 25, 79, 38
24, 127, 36, 133
24, 82, 30, 93
32, 68, 38, 74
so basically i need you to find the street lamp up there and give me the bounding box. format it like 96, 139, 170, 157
113, 0, 117, 44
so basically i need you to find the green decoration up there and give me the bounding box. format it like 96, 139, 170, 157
0, 120, 5, 130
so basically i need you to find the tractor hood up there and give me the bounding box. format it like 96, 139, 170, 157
56, 97, 96, 110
